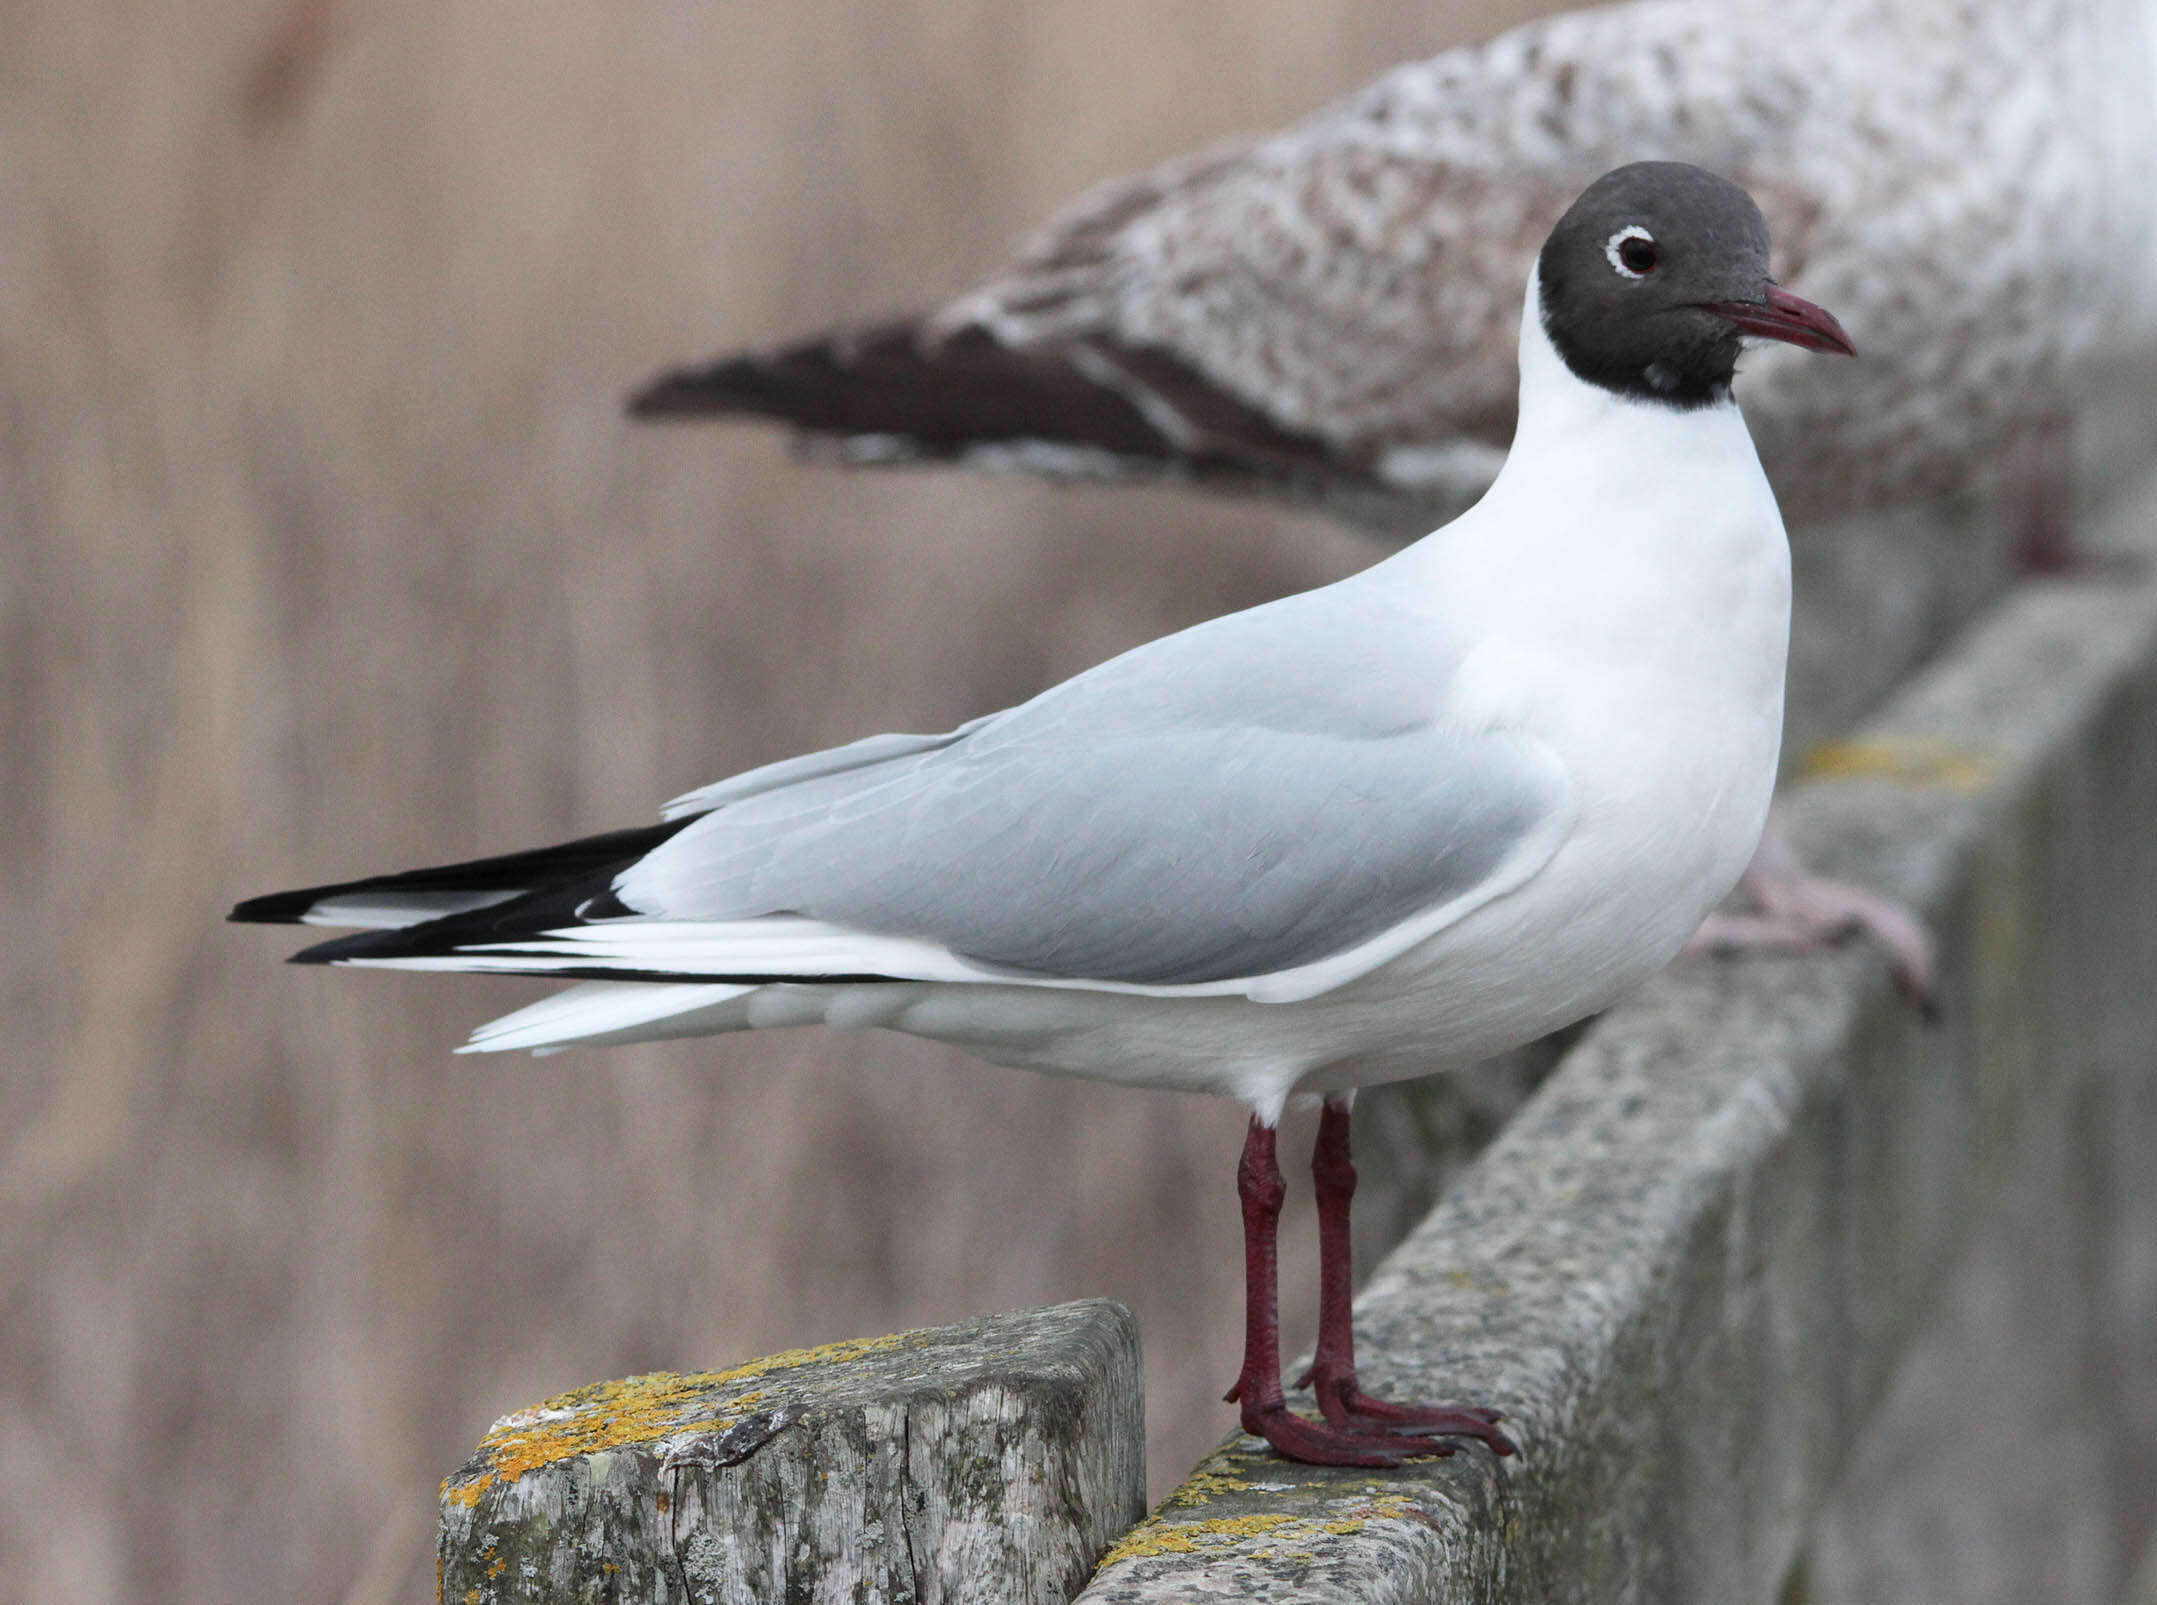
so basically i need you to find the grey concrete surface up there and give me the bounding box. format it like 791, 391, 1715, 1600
1796, 473, 2157, 1605
2133, 1536, 2157, 1605
436, 1299, 1143, 1604
1072, 477, 2157, 1602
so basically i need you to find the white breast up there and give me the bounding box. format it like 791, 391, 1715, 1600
876, 287, 1793, 1120
1325, 292, 1791, 1068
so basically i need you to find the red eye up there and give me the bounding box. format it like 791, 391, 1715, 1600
1619, 236, 1659, 274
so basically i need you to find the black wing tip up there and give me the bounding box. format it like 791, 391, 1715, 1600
625, 358, 768, 419
620, 322, 1157, 460
624, 325, 902, 423
623, 321, 1373, 500
230, 888, 321, 924
284, 925, 417, 965
229, 819, 695, 932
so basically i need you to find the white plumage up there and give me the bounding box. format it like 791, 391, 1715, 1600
268, 268, 1791, 1124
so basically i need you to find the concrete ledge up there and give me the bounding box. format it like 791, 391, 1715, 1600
1077, 487, 2157, 1602
438, 1298, 1144, 1604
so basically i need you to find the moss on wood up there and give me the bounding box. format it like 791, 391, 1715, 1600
438, 1299, 1143, 1604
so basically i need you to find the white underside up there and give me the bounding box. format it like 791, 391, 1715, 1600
418, 281, 1793, 1122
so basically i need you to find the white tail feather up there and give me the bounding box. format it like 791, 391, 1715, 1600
302, 890, 519, 929
459, 981, 758, 1055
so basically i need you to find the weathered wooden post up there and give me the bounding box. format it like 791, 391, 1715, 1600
438, 1298, 1144, 1604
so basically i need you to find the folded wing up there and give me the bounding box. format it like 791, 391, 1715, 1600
629, 2, 1824, 530
259, 589, 1573, 1001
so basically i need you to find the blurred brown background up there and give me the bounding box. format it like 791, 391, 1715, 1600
0, 4, 1576, 1601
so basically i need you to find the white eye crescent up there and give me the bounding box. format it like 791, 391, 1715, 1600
1605, 225, 1660, 278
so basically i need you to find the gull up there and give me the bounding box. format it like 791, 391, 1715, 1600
233, 164, 1856, 1467
630, 0, 2157, 1006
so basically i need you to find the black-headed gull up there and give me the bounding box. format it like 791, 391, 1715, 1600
632, 0, 2157, 1005
235, 164, 1855, 1467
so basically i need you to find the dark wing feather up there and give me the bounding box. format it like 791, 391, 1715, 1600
229, 819, 693, 925
628, 320, 1372, 504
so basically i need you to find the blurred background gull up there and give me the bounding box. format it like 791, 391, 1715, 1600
4, 4, 2154, 1603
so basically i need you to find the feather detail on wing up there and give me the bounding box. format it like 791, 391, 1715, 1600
249, 586, 1575, 1007
227, 820, 695, 927
627, 0, 1823, 531
457, 982, 759, 1055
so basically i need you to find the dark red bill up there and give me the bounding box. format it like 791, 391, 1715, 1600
1697, 284, 1856, 356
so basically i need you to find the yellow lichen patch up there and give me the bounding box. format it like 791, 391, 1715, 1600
692, 1329, 915, 1391
455, 1330, 931, 1489
1098, 1513, 1302, 1566
1160, 1462, 1261, 1508
1349, 1493, 1417, 1518
1322, 1494, 1420, 1535
473, 1371, 732, 1486
1804, 736, 1996, 793
1441, 1266, 1512, 1296
1099, 1469, 1433, 1569
1320, 1492, 1423, 1527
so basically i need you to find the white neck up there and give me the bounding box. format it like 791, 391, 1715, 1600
1366, 269, 1795, 957
1402, 269, 1786, 583
1488, 267, 1749, 510
1379, 267, 1791, 761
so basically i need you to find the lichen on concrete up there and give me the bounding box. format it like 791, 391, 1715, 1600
441, 1330, 919, 1513
438, 1299, 1144, 1604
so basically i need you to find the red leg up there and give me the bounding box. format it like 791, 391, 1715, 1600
1222, 1115, 1467, 1467
1295, 1099, 1516, 1455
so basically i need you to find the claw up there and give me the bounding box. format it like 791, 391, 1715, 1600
1688, 822, 1939, 1019
1309, 1377, 1517, 1454
1241, 1402, 1461, 1468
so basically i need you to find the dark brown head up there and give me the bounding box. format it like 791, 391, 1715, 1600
1537, 162, 1854, 409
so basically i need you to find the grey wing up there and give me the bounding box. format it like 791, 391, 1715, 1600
659, 716, 996, 820
616, 599, 1572, 987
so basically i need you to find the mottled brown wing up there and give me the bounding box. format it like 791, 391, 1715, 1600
632, 1, 1842, 523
